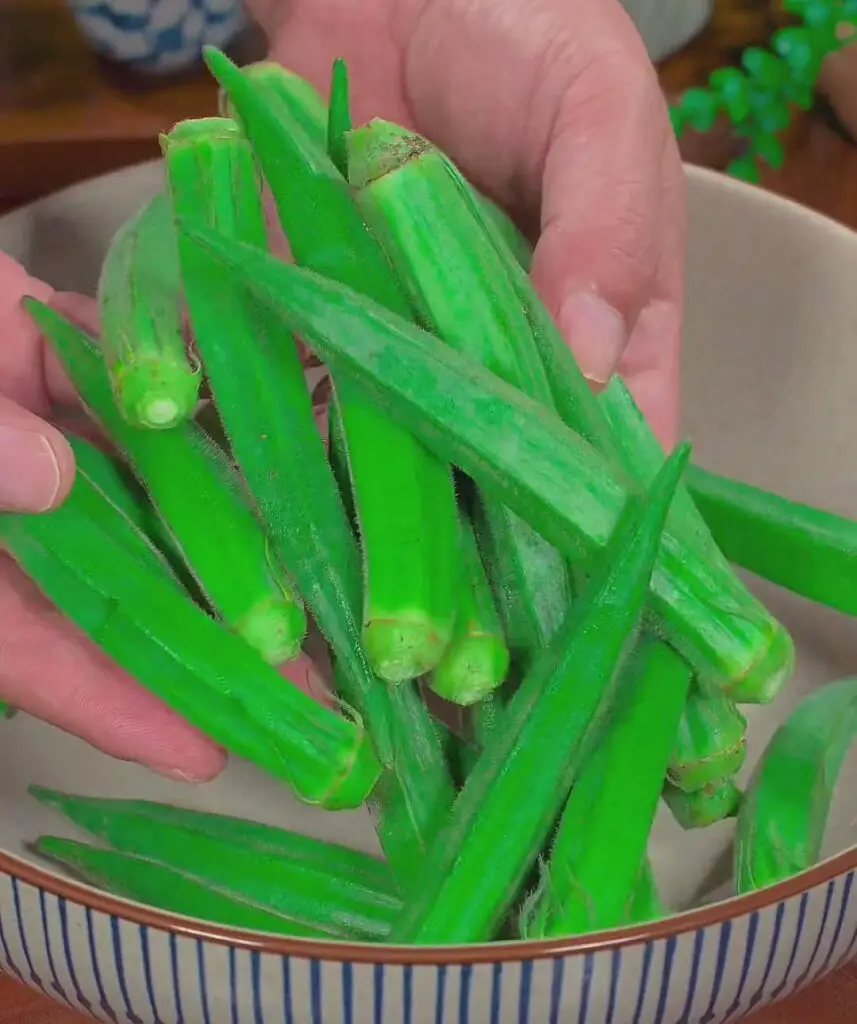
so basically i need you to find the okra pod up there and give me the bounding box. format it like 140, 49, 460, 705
29, 787, 395, 896
0, 469, 380, 808
522, 637, 691, 938
163, 115, 454, 886
669, 680, 748, 792
387, 444, 690, 944
97, 193, 200, 429
28, 297, 307, 667
204, 48, 461, 686
629, 859, 667, 924
687, 463, 857, 618
473, 192, 533, 273
735, 676, 857, 893
349, 120, 572, 666
180, 225, 793, 698
428, 512, 510, 706
35, 837, 335, 940
327, 58, 351, 177
663, 778, 742, 830
32, 790, 398, 940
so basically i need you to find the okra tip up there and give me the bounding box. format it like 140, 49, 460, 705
726, 623, 795, 705
363, 617, 452, 685
346, 119, 431, 190
236, 597, 308, 666
114, 359, 201, 430
318, 726, 383, 811
428, 637, 511, 706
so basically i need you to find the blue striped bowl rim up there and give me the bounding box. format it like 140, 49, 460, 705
0, 843, 855, 964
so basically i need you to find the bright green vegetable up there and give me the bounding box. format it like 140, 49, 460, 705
428, 512, 509, 706
687, 462, 857, 618
35, 837, 335, 939
31, 788, 399, 940
163, 113, 454, 888
663, 778, 742, 830
96, 193, 200, 429
669, 681, 747, 792
30, 786, 396, 894
473, 192, 533, 273
0, 463, 380, 809
179, 224, 793, 700
387, 443, 690, 944
205, 48, 461, 687
521, 637, 691, 938
629, 859, 667, 923
327, 58, 351, 177
735, 676, 857, 893
27, 296, 307, 667
349, 120, 572, 667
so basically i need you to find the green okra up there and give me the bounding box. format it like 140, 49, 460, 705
387, 443, 690, 944
428, 512, 510, 706
179, 224, 794, 701
163, 114, 454, 888
27, 296, 307, 667
687, 462, 857, 618
204, 48, 461, 687
29, 787, 395, 894
349, 120, 572, 667
663, 778, 742, 830
629, 859, 667, 924
31, 789, 398, 940
97, 193, 200, 429
473, 192, 533, 273
521, 637, 691, 938
735, 676, 857, 894
35, 837, 335, 940
0, 468, 380, 809
669, 681, 748, 792
327, 58, 351, 177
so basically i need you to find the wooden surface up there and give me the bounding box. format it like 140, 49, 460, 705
4, 0, 857, 1020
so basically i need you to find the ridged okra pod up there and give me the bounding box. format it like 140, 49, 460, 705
349, 120, 572, 666
663, 778, 742, 830
27, 297, 306, 667
180, 225, 792, 699
327, 58, 351, 177
522, 637, 691, 938
97, 193, 200, 429
163, 115, 454, 889
206, 48, 461, 686
735, 676, 857, 893
0, 464, 379, 808
387, 444, 689, 944
35, 837, 336, 939
428, 511, 510, 706
669, 680, 748, 792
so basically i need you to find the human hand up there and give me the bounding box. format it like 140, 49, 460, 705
249, 0, 686, 448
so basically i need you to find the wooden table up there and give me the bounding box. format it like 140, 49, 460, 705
4, 0, 857, 1020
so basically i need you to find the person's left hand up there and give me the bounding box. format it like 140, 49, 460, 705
248, 0, 686, 448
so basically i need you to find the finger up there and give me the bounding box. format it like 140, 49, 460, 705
0, 556, 227, 782
0, 394, 75, 513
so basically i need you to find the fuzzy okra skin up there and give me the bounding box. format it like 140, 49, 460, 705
669, 680, 748, 792
687, 463, 857, 618
0, 467, 380, 809
163, 116, 455, 887
521, 637, 691, 938
27, 297, 307, 667
428, 512, 510, 706
97, 193, 200, 429
663, 778, 742, 830
349, 120, 572, 667
35, 837, 336, 940
180, 224, 792, 700
735, 676, 857, 894
386, 444, 690, 944
204, 48, 461, 687
629, 859, 667, 924
31, 790, 399, 940
29, 787, 396, 896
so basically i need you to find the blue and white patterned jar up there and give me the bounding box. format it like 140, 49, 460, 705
67, 0, 248, 75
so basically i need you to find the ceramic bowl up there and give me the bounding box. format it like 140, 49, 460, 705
3, 163, 857, 1024
67, 0, 248, 75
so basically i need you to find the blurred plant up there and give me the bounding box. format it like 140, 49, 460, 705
670, 0, 857, 181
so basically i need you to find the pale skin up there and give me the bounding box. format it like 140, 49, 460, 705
0, 0, 685, 780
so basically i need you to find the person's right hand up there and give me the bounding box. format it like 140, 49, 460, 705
0, 251, 230, 781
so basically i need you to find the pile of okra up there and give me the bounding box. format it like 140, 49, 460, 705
11, 50, 857, 945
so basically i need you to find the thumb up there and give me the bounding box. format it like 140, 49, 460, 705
0, 395, 75, 513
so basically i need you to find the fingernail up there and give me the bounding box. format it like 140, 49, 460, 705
151, 766, 209, 783
0, 428, 62, 513
558, 290, 627, 386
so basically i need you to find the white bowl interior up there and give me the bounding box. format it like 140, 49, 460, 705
2, 164, 857, 927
